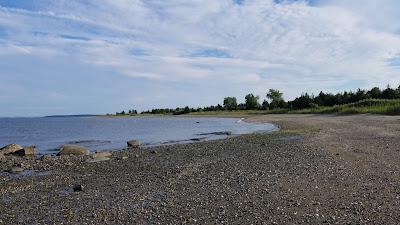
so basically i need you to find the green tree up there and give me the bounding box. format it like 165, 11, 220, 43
367, 87, 382, 99
223, 97, 238, 110
266, 89, 285, 109
261, 100, 270, 110
245, 94, 260, 110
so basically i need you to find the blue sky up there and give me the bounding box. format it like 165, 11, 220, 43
0, 0, 400, 116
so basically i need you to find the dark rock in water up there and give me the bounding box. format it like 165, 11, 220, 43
73, 184, 84, 192
13, 146, 36, 156
196, 121, 200, 124
67, 140, 112, 145
190, 137, 208, 142
198, 131, 232, 136
0, 144, 23, 155
57, 145, 89, 156
127, 140, 140, 148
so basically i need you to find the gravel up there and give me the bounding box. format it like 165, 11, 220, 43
1, 114, 400, 224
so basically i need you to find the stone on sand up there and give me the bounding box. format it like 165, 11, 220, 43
57, 145, 89, 156
127, 140, 140, 148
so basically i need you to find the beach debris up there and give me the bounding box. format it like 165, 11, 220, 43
127, 140, 140, 148
8, 166, 24, 173
0, 144, 23, 155
151, 150, 157, 154
73, 184, 84, 192
13, 146, 36, 156
57, 145, 89, 156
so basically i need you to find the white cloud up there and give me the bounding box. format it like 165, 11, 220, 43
0, 0, 400, 112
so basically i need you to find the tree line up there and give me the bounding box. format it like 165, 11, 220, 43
115, 85, 400, 115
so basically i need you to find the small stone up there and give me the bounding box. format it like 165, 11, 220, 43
0, 154, 5, 161
73, 184, 84, 192
40, 155, 52, 161
86, 157, 110, 163
127, 140, 140, 148
151, 150, 157, 154
92, 151, 112, 158
9, 166, 24, 173
58, 145, 89, 156
122, 156, 129, 160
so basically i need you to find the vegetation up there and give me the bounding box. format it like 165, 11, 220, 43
113, 85, 400, 116
223, 97, 238, 110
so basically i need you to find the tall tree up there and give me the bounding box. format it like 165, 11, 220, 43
245, 94, 260, 110
266, 89, 285, 109
223, 97, 238, 110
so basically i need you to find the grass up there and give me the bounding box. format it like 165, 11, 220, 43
289, 99, 400, 115
188, 99, 400, 116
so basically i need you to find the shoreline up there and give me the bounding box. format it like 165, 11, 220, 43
1, 114, 400, 224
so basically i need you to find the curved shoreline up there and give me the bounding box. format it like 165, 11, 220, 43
1, 114, 400, 224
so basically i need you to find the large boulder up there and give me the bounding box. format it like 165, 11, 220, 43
127, 140, 140, 148
57, 145, 89, 156
13, 146, 36, 156
0, 144, 23, 155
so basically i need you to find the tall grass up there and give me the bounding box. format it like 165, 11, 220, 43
290, 99, 400, 115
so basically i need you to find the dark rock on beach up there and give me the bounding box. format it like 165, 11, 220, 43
198, 131, 232, 136
73, 184, 84, 192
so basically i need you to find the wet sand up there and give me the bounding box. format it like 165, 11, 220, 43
1, 114, 400, 224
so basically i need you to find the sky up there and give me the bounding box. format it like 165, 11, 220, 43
0, 0, 400, 116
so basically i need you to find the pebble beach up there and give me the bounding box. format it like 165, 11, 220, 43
1, 114, 400, 224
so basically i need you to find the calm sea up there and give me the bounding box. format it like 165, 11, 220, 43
0, 116, 278, 154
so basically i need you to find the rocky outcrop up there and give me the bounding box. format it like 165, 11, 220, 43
127, 140, 140, 148
0, 144, 23, 155
57, 145, 89, 156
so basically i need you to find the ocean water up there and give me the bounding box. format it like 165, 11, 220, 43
0, 116, 278, 154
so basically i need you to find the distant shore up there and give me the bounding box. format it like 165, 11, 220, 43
1, 114, 400, 224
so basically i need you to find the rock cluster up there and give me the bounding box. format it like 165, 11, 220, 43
0, 144, 36, 160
